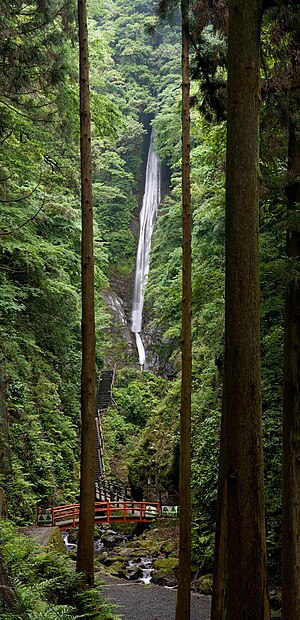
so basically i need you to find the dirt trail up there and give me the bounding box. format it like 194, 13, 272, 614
20, 526, 56, 547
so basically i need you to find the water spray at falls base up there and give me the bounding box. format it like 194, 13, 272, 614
131, 130, 161, 368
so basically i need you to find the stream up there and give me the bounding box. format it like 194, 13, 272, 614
62, 531, 155, 585
127, 557, 154, 584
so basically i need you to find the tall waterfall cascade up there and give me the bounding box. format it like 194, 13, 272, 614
131, 130, 161, 368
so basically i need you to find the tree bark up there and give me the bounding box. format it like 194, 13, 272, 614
0, 360, 12, 477
281, 110, 300, 620
76, 0, 96, 588
211, 0, 270, 617
175, 0, 192, 617
210, 417, 227, 620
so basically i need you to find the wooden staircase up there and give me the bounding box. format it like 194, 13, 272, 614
94, 369, 132, 502
95, 369, 114, 500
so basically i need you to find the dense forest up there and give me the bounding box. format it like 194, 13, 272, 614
0, 0, 300, 617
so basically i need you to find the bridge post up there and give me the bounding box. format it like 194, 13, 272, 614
124, 502, 127, 523
107, 501, 110, 523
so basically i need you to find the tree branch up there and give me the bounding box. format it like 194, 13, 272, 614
0, 179, 41, 203
0, 173, 14, 183
0, 198, 46, 237
1, 91, 59, 110
263, 0, 300, 11
0, 98, 58, 124
0, 131, 12, 147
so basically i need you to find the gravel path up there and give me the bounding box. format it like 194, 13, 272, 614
20, 526, 56, 547
20, 529, 281, 619
100, 574, 211, 620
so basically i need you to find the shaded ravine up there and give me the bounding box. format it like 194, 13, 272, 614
100, 573, 211, 620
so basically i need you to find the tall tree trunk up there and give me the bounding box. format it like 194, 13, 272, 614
175, 0, 191, 617
0, 360, 12, 477
210, 417, 227, 620
281, 109, 300, 620
76, 0, 96, 588
211, 1, 270, 617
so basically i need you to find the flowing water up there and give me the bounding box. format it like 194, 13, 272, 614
62, 533, 154, 583
62, 533, 104, 555
131, 129, 161, 368
127, 557, 154, 584
62, 533, 77, 553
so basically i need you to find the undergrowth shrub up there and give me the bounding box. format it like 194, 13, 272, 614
0, 520, 119, 619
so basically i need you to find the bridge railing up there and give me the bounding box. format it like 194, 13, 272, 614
51, 504, 80, 528
46, 501, 161, 529
104, 500, 160, 523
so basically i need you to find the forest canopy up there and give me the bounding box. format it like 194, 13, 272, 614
0, 0, 299, 616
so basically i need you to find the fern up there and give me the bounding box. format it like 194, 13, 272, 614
0, 521, 118, 620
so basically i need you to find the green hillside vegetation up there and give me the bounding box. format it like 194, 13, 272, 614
0, 520, 116, 618
0, 0, 296, 599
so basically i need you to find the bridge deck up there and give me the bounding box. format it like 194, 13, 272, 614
38, 501, 160, 531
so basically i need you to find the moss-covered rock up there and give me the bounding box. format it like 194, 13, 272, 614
94, 526, 102, 540
48, 528, 66, 554
95, 552, 108, 565
141, 542, 161, 556
111, 522, 138, 537
103, 555, 127, 567
67, 529, 79, 544
160, 540, 176, 555
153, 557, 178, 573
109, 561, 127, 578
193, 574, 213, 595
128, 550, 142, 559
128, 567, 143, 581
151, 572, 177, 587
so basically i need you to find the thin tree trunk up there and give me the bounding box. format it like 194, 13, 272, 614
0, 360, 12, 477
210, 418, 227, 620
175, 0, 191, 617
281, 112, 300, 620
211, 0, 269, 617
76, 0, 96, 588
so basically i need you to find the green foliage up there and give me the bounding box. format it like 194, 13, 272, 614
0, 520, 118, 619
113, 368, 166, 425
0, 0, 289, 588
87, 0, 182, 280
102, 368, 172, 487
125, 376, 181, 494
147, 87, 286, 577
0, 0, 118, 520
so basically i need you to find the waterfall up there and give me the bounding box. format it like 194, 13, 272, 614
131, 130, 161, 368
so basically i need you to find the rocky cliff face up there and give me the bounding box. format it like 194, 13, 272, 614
101, 123, 174, 375
102, 288, 138, 369
102, 285, 176, 376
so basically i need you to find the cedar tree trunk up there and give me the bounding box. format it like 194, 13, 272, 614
0, 360, 12, 477
210, 413, 227, 620
76, 0, 96, 588
211, 1, 270, 617
175, 0, 192, 617
282, 111, 300, 620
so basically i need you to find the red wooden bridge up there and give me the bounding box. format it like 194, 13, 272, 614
38, 501, 161, 530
